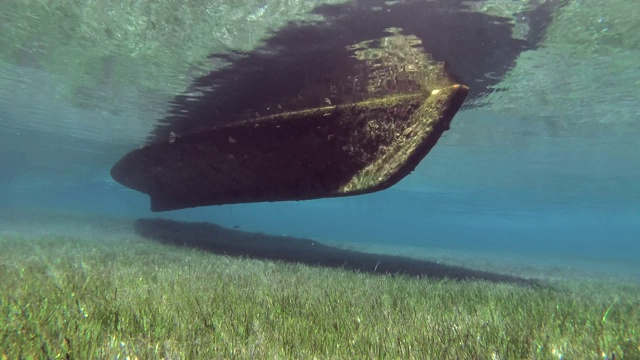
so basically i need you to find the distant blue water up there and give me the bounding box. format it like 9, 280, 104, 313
4, 180, 638, 264
3, 110, 638, 264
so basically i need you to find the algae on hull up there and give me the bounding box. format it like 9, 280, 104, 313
110, 85, 468, 211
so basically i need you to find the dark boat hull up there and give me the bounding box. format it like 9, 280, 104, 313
110, 85, 468, 211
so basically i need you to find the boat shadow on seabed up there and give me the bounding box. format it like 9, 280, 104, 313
135, 218, 540, 287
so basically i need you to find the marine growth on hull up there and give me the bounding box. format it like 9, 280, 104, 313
111, 30, 469, 211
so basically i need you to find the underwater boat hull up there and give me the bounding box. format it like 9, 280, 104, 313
111, 85, 468, 211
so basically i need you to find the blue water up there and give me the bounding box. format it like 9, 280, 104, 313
1, 0, 639, 280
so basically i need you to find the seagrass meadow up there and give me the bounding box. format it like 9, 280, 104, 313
1, 213, 638, 359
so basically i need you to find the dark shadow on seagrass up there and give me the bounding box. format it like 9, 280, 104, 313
135, 218, 539, 286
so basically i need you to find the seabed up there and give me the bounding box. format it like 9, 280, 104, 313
1, 209, 638, 359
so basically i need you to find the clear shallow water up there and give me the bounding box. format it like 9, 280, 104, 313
1, 0, 639, 278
